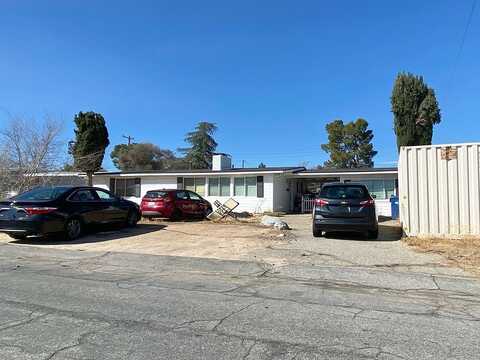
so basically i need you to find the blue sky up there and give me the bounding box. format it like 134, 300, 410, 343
0, 1, 478, 170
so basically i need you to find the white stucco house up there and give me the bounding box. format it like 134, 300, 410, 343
92, 154, 398, 217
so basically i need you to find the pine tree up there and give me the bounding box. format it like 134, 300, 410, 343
391, 72, 441, 151
179, 122, 218, 169
70, 112, 110, 185
321, 119, 377, 168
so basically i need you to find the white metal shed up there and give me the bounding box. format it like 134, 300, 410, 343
399, 143, 480, 237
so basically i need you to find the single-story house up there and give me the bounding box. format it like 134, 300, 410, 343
93, 154, 398, 217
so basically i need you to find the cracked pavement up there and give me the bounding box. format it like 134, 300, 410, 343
1, 241, 480, 360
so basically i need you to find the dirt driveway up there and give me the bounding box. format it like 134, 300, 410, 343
0, 215, 468, 276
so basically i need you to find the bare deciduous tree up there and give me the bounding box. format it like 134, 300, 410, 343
0, 115, 65, 196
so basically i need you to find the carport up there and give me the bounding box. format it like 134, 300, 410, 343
286, 168, 398, 216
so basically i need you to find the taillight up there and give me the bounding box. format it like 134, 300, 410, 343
315, 199, 329, 207
359, 199, 375, 207
24, 207, 57, 215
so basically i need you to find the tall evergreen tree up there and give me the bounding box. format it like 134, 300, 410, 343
321, 118, 377, 168
391, 72, 441, 151
179, 122, 218, 169
70, 112, 110, 185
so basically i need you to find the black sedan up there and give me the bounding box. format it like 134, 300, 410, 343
0, 186, 141, 240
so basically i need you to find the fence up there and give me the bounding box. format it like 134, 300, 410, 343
301, 196, 315, 213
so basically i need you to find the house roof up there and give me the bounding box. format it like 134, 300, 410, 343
299, 167, 398, 174
94, 166, 307, 177
293, 167, 398, 177
93, 166, 398, 177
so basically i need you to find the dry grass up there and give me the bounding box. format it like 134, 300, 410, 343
403, 236, 480, 275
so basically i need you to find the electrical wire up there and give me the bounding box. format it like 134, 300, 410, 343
446, 0, 477, 101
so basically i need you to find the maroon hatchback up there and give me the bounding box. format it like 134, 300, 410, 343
140, 189, 213, 220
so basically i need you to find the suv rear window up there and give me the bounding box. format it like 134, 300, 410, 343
144, 191, 169, 199
319, 185, 368, 200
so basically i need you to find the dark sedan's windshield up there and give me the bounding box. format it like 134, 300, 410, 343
13, 187, 71, 201
320, 185, 368, 200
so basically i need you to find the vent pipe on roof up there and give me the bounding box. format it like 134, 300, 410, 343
212, 153, 232, 171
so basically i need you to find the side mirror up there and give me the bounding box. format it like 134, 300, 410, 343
371, 194, 377, 199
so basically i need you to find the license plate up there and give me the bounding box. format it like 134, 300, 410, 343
148, 202, 156, 206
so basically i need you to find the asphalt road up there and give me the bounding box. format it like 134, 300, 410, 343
1, 243, 480, 360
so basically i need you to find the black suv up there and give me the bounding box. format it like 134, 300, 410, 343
312, 183, 378, 239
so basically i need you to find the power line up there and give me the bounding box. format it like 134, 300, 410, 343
446, 0, 477, 101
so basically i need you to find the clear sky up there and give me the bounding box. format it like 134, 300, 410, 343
0, 1, 478, 170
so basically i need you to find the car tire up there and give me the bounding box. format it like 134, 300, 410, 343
367, 229, 379, 240
313, 226, 323, 238
126, 211, 139, 227
65, 218, 82, 241
204, 207, 213, 219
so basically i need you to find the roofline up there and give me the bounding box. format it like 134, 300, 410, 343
400, 142, 480, 150
291, 168, 398, 177
30, 172, 86, 177
94, 167, 306, 177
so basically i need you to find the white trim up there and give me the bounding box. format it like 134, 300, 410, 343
291, 170, 398, 177
400, 142, 480, 150
94, 170, 290, 177
32, 172, 86, 177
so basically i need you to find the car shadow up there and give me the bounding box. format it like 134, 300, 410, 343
11, 223, 167, 246
325, 223, 402, 242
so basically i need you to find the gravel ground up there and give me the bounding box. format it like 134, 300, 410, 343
0, 215, 468, 276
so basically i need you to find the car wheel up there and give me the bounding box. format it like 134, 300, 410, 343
204, 207, 213, 218
126, 211, 139, 227
65, 218, 82, 241
313, 226, 323, 238
367, 229, 378, 240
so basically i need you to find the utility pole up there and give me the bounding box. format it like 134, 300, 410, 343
123, 135, 135, 145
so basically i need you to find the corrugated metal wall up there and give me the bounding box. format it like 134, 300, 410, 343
399, 143, 480, 237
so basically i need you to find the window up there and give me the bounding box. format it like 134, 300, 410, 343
95, 189, 116, 201
13, 187, 70, 201
234, 177, 245, 196
111, 178, 141, 197
385, 180, 395, 198
184, 177, 205, 196
70, 190, 96, 202
246, 176, 257, 197
220, 177, 230, 196
208, 177, 219, 196
208, 177, 230, 196
188, 191, 202, 200
184, 177, 194, 192
320, 185, 368, 200
360, 180, 395, 199
144, 191, 168, 199
233, 176, 257, 197
176, 191, 189, 200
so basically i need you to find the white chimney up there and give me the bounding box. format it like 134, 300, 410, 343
212, 153, 232, 171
